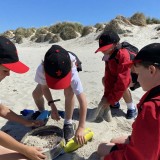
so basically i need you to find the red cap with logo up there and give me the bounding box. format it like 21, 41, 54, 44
95, 31, 120, 53
0, 36, 29, 73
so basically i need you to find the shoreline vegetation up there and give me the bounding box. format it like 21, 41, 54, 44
1, 12, 160, 44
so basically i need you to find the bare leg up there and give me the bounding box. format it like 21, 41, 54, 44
64, 86, 75, 120
0, 146, 28, 160
87, 97, 112, 122
123, 88, 132, 103
32, 84, 44, 111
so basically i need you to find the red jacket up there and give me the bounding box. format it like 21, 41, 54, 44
103, 48, 131, 105
104, 86, 160, 160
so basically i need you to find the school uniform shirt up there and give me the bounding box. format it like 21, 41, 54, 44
103, 48, 131, 105
35, 52, 83, 95
104, 85, 160, 160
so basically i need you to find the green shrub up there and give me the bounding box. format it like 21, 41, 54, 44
14, 27, 26, 37
44, 33, 54, 42
30, 35, 37, 41
104, 19, 126, 34
146, 17, 160, 24
94, 23, 103, 28
2, 31, 14, 38
146, 17, 152, 24
49, 35, 61, 43
35, 34, 46, 43
62, 22, 83, 33
60, 26, 78, 40
15, 35, 23, 44
24, 28, 36, 38
81, 26, 94, 37
94, 23, 104, 32
35, 27, 48, 35
14, 27, 36, 38
49, 22, 83, 34
115, 15, 132, 25
152, 18, 160, 24
130, 12, 146, 26
49, 23, 62, 34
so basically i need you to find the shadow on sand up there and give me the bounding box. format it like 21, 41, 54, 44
72, 107, 126, 123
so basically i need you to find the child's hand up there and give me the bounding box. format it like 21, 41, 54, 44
50, 105, 60, 121
75, 126, 85, 145
23, 146, 46, 160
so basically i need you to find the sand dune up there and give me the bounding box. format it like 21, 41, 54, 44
0, 24, 159, 159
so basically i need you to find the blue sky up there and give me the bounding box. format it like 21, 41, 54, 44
0, 0, 160, 33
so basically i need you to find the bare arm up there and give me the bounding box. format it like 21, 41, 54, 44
0, 131, 46, 160
41, 85, 60, 121
0, 104, 43, 127
75, 92, 87, 144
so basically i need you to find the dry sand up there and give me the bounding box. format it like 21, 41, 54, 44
0, 24, 160, 159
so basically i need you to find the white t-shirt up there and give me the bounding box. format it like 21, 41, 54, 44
35, 53, 83, 95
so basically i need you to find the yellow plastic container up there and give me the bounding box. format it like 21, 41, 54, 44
64, 128, 94, 153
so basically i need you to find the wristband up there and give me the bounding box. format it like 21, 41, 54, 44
48, 99, 61, 106
48, 100, 54, 106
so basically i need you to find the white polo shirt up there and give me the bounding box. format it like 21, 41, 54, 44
35, 53, 83, 95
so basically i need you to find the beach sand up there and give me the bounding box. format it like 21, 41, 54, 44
0, 24, 160, 159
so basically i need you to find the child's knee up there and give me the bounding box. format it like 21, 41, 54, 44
32, 88, 42, 98
64, 87, 74, 97
32, 89, 38, 98
97, 142, 115, 157
97, 143, 104, 156
97, 143, 108, 156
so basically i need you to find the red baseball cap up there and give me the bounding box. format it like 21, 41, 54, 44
44, 45, 71, 90
95, 31, 120, 53
0, 36, 29, 73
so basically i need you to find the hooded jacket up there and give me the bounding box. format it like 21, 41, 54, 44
104, 85, 160, 160
103, 48, 131, 105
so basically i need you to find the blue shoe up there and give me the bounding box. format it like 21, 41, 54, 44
110, 102, 120, 109
31, 111, 41, 120
126, 109, 137, 119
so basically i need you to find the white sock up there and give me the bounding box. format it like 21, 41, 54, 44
64, 119, 72, 125
126, 102, 136, 110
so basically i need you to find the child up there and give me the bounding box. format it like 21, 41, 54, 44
0, 36, 46, 160
32, 45, 87, 144
97, 43, 160, 159
94, 31, 137, 121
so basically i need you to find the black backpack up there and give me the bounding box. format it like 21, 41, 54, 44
109, 42, 138, 62
109, 42, 140, 91
68, 51, 82, 72
121, 42, 138, 59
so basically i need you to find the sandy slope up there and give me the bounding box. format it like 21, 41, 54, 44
0, 24, 160, 159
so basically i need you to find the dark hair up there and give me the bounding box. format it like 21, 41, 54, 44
134, 61, 160, 69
